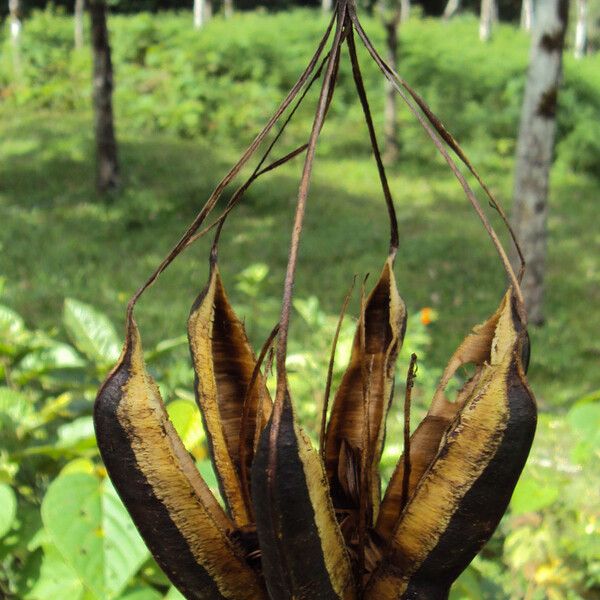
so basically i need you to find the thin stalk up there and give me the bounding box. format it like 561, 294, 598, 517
346, 25, 398, 258
273, 1, 347, 406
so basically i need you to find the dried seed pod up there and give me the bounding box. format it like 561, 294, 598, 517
188, 262, 272, 526
366, 290, 536, 598
252, 391, 357, 600
324, 258, 406, 516
376, 294, 508, 536
94, 320, 268, 600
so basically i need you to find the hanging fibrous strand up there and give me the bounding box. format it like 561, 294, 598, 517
94, 1, 536, 599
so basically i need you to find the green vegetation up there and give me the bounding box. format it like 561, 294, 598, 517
1, 8, 599, 600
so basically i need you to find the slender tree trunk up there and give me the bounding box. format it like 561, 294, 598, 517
8, 0, 21, 76
89, 0, 119, 193
400, 0, 410, 24
322, 0, 332, 12
383, 14, 400, 164
443, 0, 461, 21
479, 0, 496, 42
521, 0, 534, 31
574, 0, 587, 59
511, 0, 569, 326
74, 0, 85, 49
223, 0, 233, 19
194, 0, 211, 28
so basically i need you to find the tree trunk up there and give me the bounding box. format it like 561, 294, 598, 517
194, 0, 212, 28
223, 0, 233, 19
8, 0, 21, 75
74, 0, 85, 49
400, 0, 410, 24
383, 15, 400, 164
511, 0, 569, 326
574, 0, 587, 59
479, 0, 496, 42
89, 0, 119, 193
443, 0, 461, 21
520, 0, 534, 31
322, 0, 332, 12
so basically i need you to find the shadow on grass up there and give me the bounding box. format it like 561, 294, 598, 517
0, 109, 598, 407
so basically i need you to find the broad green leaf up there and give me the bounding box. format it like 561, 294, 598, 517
42, 472, 148, 599
166, 399, 205, 458
57, 416, 96, 451
61, 458, 96, 476
450, 565, 483, 599
510, 474, 559, 516
63, 299, 120, 364
26, 545, 89, 600
0, 483, 17, 538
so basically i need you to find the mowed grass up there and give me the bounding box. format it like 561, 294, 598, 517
0, 103, 598, 411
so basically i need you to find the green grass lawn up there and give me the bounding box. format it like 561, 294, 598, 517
1, 103, 598, 412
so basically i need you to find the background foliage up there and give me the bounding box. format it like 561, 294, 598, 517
0, 7, 599, 600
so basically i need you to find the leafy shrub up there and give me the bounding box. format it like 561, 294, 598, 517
2, 10, 599, 175
0, 267, 438, 598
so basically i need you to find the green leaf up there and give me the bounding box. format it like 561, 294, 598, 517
197, 459, 220, 498
166, 399, 205, 457
18, 343, 86, 376
26, 545, 87, 600
235, 263, 268, 298
0, 304, 25, 336
63, 299, 120, 364
0, 483, 17, 538
510, 474, 559, 516
41, 472, 148, 599
0, 387, 33, 431
164, 587, 185, 600
118, 586, 163, 600
450, 565, 483, 599
56, 416, 96, 451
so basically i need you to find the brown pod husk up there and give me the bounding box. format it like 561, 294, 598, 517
251, 391, 356, 600
188, 262, 272, 526
94, 320, 268, 600
324, 257, 406, 517
366, 290, 536, 598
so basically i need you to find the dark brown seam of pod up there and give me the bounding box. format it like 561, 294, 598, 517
188, 262, 272, 526
94, 322, 268, 600
252, 392, 356, 600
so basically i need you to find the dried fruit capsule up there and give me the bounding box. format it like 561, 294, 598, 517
94, 320, 267, 600
366, 291, 536, 599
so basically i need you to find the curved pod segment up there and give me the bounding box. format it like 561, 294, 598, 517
94, 321, 267, 600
